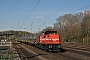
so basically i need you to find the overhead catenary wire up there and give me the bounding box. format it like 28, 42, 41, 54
45, 4, 90, 25
33, 4, 90, 31
19, 0, 35, 24
18, 0, 76, 32
42, 0, 77, 19
16, 0, 34, 28
32, 0, 77, 30
17, 1, 90, 33
19, 0, 40, 30
71, 5, 90, 13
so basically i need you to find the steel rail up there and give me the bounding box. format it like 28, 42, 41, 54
16, 45, 28, 60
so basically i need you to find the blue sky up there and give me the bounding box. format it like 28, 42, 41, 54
0, 0, 90, 33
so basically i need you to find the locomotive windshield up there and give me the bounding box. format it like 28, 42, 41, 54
45, 31, 57, 34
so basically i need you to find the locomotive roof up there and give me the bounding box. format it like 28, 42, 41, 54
42, 30, 57, 34
43, 30, 57, 32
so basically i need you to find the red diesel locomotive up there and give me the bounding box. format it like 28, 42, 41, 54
35, 30, 62, 51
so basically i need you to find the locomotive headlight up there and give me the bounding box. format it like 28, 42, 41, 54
49, 45, 52, 48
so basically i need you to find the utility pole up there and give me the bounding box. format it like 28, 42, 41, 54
31, 22, 33, 40
31, 22, 33, 33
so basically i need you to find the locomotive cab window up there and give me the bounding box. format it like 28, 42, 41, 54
45, 31, 57, 34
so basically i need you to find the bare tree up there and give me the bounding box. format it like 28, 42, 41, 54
54, 12, 84, 43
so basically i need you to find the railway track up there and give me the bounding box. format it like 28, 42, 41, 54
15, 45, 28, 60
63, 43, 90, 57
52, 51, 90, 60
13, 42, 40, 60
12, 41, 90, 60
63, 47, 90, 57
64, 45, 90, 52
22, 43, 90, 60
20, 43, 62, 60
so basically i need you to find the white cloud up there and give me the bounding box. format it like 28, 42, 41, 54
30, 16, 44, 19
36, 16, 44, 19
